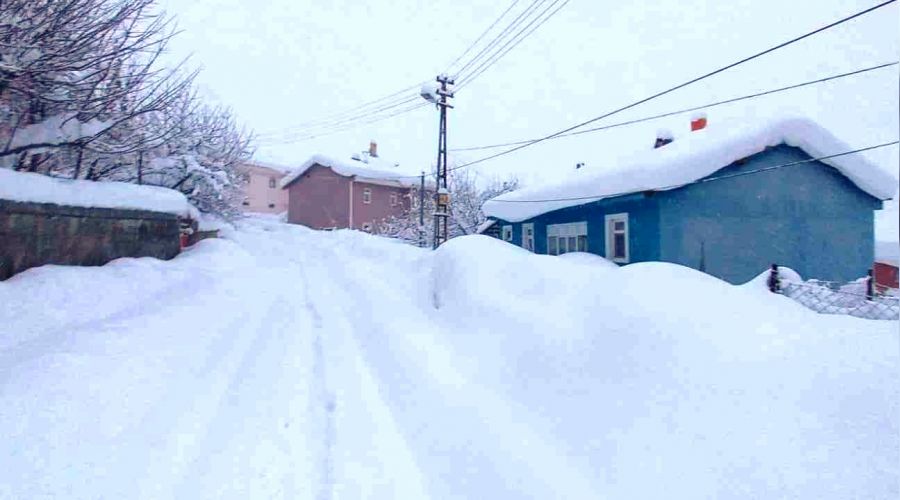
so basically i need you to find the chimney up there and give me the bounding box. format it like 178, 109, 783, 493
369, 141, 378, 158
654, 129, 674, 149
691, 112, 707, 132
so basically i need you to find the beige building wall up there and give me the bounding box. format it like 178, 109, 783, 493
240, 163, 290, 214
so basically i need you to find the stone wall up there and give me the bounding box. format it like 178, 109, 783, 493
0, 199, 180, 280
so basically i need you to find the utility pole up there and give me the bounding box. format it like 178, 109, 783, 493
431, 74, 454, 249
418, 171, 425, 247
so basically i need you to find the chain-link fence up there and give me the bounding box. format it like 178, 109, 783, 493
776, 276, 899, 321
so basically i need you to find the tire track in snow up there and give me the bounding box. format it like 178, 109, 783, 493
294, 253, 335, 500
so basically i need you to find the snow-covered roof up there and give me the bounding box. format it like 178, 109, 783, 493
280, 154, 417, 189
876, 241, 899, 267
484, 117, 898, 223
475, 219, 497, 234
242, 160, 292, 175
0, 168, 198, 218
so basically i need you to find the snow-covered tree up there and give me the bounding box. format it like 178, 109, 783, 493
380, 164, 519, 246
0, 0, 252, 217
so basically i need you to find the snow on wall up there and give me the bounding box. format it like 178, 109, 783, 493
280, 154, 417, 189
484, 117, 898, 222
0, 168, 197, 218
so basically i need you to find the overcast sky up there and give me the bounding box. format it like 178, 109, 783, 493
158, 0, 899, 192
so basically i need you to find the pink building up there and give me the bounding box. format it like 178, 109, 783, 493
240, 161, 291, 214
281, 145, 417, 233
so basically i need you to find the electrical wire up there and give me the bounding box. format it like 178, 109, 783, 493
450, 61, 899, 151
453, 0, 898, 170
444, 0, 522, 75
456, 0, 570, 90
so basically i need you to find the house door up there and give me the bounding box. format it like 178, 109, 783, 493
522, 223, 535, 252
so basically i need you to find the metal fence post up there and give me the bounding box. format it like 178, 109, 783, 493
767, 263, 780, 293
866, 269, 875, 300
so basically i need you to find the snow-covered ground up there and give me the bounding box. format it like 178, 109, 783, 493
0, 218, 897, 499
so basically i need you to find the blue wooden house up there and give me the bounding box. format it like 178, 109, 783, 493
482, 118, 896, 284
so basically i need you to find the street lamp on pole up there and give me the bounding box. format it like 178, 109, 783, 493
420, 75, 454, 249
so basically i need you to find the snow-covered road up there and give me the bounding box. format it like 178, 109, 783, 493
1, 217, 897, 499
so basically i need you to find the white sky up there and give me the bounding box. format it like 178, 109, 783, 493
159, 0, 899, 191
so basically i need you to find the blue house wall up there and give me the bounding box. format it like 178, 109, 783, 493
657, 145, 880, 283
489, 144, 881, 284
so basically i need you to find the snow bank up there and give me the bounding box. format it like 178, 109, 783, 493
558, 251, 619, 268
0, 168, 197, 218
428, 235, 897, 498
484, 117, 898, 222
280, 153, 417, 189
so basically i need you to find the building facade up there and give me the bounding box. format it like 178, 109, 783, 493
281, 152, 415, 233
484, 118, 895, 284
240, 162, 290, 214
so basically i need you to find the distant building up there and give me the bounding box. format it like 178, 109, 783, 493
240, 161, 290, 214
280, 143, 417, 233
483, 117, 896, 284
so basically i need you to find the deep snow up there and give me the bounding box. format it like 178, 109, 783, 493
0, 219, 897, 498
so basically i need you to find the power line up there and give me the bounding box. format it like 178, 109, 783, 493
487, 141, 899, 203
453, 0, 547, 79
444, 0, 522, 75
255, 82, 425, 139
457, 0, 570, 90
451, 61, 899, 151
454, 0, 898, 169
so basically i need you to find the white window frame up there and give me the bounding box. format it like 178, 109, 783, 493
268, 177, 277, 188
390, 192, 398, 206
362, 188, 372, 204
605, 213, 629, 263
501, 225, 513, 242
547, 222, 587, 256
522, 223, 535, 252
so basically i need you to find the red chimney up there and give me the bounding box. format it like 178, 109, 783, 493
369, 141, 378, 157
691, 113, 707, 132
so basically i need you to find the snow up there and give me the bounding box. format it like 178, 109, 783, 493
0, 222, 896, 498
558, 251, 619, 268
8, 114, 111, 151
475, 218, 496, 234
280, 153, 417, 189
484, 117, 898, 222
0, 168, 198, 218
876, 240, 899, 267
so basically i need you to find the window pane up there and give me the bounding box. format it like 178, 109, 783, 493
577, 235, 587, 252
614, 233, 626, 258
614, 221, 625, 231
548, 236, 558, 255
568, 236, 576, 252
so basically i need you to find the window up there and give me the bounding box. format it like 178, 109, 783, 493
605, 213, 629, 263
361, 222, 373, 233
269, 177, 276, 188
522, 223, 534, 252
363, 188, 372, 204
547, 222, 587, 255
268, 203, 275, 208
502, 225, 513, 242
390, 192, 398, 206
